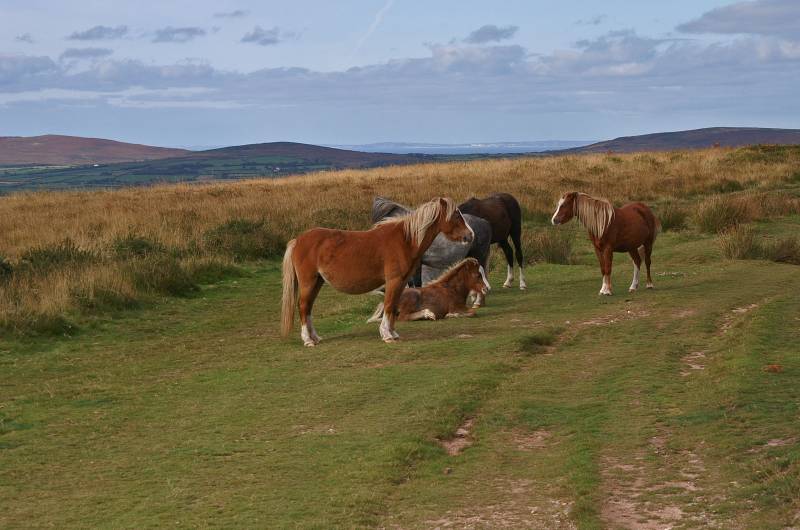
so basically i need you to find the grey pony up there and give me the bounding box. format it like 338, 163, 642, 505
371, 196, 492, 306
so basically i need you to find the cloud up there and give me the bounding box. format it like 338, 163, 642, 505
0, 55, 58, 86
68, 25, 128, 41
152, 26, 207, 43
353, 0, 395, 56
464, 24, 519, 44
214, 10, 249, 18
677, 0, 800, 37
576, 15, 607, 26
60, 48, 114, 61
241, 26, 282, 46
15, 34, 35, 44
2, 26, 800, 136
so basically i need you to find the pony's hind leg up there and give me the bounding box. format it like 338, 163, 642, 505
298, 275, 324, 346
643, 243, 654, 289
406, 309, 437, 321
511, 227, 526, 290
628, 249, 643, 292
499, 240, 515, 288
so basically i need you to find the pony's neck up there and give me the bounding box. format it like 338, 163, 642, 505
415, 220, 443, 256
575, 194, 615, 239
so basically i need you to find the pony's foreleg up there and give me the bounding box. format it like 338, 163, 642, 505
380, 279, 404, 342
298, 276, 324, 346
643, 244, 654, 289
597, 247, 613, 296
499, 240, 515, 288
628, 249, 643, 292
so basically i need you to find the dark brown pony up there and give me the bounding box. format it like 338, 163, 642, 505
459, 193, 526, 289
551, 192, 660, 296
367, 258, 490, 322
281, 197, 473, 345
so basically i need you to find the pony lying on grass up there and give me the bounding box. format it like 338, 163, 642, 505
551, 191, 660, 296
367, 258, 490, 323
282, 197, 474, 345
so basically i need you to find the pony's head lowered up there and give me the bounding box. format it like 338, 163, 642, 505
428, 257, 490, 295
379, 197, 473, 246
551, 192, 614, 239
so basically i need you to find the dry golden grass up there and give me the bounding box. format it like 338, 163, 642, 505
1, 145, 799, 333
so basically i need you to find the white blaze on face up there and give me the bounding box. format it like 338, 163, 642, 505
479, 265, 491, 292
551, 197, 565, 225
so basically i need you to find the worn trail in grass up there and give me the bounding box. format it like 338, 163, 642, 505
2, 229, 799, 528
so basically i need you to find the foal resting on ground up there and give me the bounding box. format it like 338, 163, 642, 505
367, 258, 490, 322
281, 197, 474, 345
551, 192, 660, 296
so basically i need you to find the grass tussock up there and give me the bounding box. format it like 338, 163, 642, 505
655, 202, 689, 232
2, 145, 800, 334
720, 225, 800, 265
524, 228, 574, 265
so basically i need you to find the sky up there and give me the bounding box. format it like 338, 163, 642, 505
1, 0, 799, 147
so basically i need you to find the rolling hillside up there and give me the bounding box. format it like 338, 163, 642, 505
0, 141, 431, 191
0, 135, 190, 165
563, 127, 800, 154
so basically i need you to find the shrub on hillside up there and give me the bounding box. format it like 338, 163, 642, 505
763, 236, 800, 265
204, 219, 285, 261
719, 225, 761, 260
20, 238, 96, 271
656, 202, 688, 232
708, 178, 745, 194
0, 256, 12, 280
111, 234, 165, 259
694, 196, 750, 233
524, 229, 573, 265
126, 255, 198, 296
183, 257, 245, 284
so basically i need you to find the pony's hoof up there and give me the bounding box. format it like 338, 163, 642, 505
646, 283, 654, 289
628, 287, 637, 293
599, 291, 613, 296
503, 281, 513, 288
519, 285, 527, 291
383, 337, 397, 343
303, 341, 317, 347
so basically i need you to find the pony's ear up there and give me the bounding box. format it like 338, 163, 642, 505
438, 197, 449, 209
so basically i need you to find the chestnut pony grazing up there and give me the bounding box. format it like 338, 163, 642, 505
281, 198, 474, 345
366, 258, 491, 323
551, 192, 660, 296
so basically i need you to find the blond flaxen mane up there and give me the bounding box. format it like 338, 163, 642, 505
423, 258, 478, 287
375, 197, 457, 245
574, 193, 614, 238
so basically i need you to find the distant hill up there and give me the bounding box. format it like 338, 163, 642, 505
0, 141, 432, 191
0, 135, 190, 166
561, 127, 800, 154
188, 141, 426, 167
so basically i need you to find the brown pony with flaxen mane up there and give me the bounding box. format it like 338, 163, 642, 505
281, 197, 474, 345
551, 192, 660, 296
366, 257, 491, 323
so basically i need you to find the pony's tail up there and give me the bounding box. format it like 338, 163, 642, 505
281, 239, 298, 337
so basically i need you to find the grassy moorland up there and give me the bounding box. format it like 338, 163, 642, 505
1, 146, 800, 528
